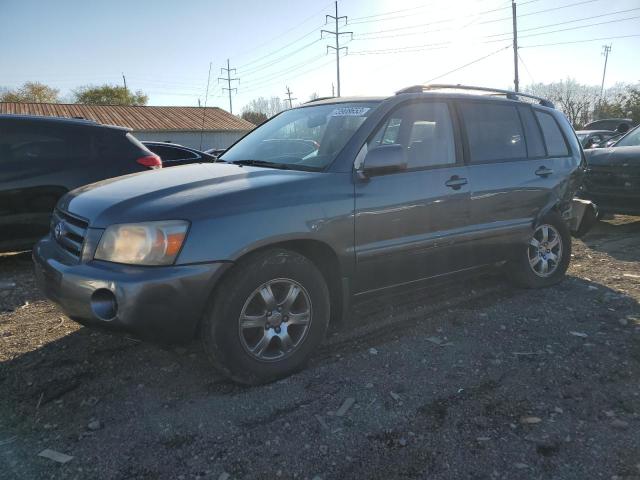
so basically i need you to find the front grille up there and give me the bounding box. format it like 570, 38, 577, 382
51, 209, 89, 259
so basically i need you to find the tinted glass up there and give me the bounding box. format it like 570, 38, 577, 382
369, 102, 456, 168
148, 145, 198, 161
0, 121, 90, 166
460, 103, 526, 162
616, 125, 640, 147
534, 111, 569, 156
518, 106, 546, 158
221, 102, 380, 170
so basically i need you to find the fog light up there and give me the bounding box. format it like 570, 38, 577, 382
91, 289, 117, 321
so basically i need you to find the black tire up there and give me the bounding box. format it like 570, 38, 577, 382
200, 248, 330, 385
507, 211, 572, 289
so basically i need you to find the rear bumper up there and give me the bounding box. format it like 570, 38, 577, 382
568, 198, 598, 237
33, 236, 231, 343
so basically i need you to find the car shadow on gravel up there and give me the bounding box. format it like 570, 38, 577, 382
2, 261, 640, 479
582, 216, 640, 262
0, 251, 42, 312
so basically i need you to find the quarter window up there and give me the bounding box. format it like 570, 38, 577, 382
369, 102, 456, 168
460, 103, 526, 163
534, 111, 569, 156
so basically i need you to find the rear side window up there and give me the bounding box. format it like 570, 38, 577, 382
517, 106, 546, 158
97, 130, 148, 160
460, 103, 526, 162
534, 111, 569, 157
148, 145, 198, 161
0, 121, 91, 166
369, 102, 456, 168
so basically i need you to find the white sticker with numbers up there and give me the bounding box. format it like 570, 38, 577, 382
331, 107, 370, 117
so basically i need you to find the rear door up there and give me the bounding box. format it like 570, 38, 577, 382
0, 120, 92, 250
353, 100, 473, 293
460, 101, 573, 264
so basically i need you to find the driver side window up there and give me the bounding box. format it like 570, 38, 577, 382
368, 102, 456, 168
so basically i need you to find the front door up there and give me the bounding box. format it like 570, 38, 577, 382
353, 100, 473, 294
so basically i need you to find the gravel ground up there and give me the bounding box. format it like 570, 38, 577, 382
0, 216, 639, 480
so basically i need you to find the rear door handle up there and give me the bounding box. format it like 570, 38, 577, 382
535, 166, 554, 177
445, 176, 468, 190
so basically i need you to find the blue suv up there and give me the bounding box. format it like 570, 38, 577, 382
34, 85, 585, 384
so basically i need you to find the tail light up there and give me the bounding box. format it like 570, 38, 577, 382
137, 155, 162, 169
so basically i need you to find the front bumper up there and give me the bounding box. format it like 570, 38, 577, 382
33, 236, 230, 343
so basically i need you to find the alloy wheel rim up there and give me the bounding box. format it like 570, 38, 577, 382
238, 278, 313, 362
528, 224, 563, 278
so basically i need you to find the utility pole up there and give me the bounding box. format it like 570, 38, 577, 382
600, 44, 612, 99
284, 86, 297, 109
511, 1, 519, 92
218, 59, 239, 114
322, 1, 352, 97
200, 62, 212, 151
122, 73, 127, 92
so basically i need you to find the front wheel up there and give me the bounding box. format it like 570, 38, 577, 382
507, 211, 571, 288
200, 249, 330, 385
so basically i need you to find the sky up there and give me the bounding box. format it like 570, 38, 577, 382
1, 0, 639, 113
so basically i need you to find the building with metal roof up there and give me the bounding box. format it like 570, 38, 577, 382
0, 102, 254, 150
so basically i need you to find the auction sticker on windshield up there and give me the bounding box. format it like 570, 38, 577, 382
332, 107, 371, 116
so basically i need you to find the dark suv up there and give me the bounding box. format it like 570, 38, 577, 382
0, 115, 160, 252
33, 85, 584, 384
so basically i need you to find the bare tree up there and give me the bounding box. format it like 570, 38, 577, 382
526, 78, 599, 127
242, 97, 286, 118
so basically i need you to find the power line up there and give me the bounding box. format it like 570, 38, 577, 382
321, 1, 352, 97
478, 0, 601, 25
424, 45, 511, 83
349, 41, 451, 55
218, 59, 239, 114
484, 14, 640, 43
231, 2, 334, 64
240, 39, 321, 77
486, 7, 640, 38
517, 52, 535, 84
241, 54, 326, 88
350, 0, 543, 26
239, 58, 335, 96
520, 33, 640, 48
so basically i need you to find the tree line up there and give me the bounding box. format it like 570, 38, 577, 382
0, 81, 148, 106
4, 80, 638, 129
525, 78, 639, 128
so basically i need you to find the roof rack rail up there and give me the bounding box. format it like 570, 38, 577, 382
304, 96, 336, 104
395, 84, 554, 108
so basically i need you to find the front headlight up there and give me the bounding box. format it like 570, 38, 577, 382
95, 220, 189, 265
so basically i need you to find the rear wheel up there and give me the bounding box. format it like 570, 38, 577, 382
200, 249, 330, 385
508, 211, 571, 288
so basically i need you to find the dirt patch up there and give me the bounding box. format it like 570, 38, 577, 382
1, 216, 639, 479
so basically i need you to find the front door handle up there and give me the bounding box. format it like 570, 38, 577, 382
535, 166, 554, 177
445, 176, 468, 190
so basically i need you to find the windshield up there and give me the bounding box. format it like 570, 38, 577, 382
221, 102, 380, 170
615, 125, 640, 147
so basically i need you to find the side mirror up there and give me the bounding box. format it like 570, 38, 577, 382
361, 144, 407, 176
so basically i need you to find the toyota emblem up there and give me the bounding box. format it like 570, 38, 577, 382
54, 222, 64, 240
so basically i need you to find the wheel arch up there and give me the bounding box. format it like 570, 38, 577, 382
196, 239, 347, 338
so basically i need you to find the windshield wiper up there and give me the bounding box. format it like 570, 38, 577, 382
231, 160, 319, 171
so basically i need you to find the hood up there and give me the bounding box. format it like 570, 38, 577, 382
585, 146, 640, 167
60, 163, 317, 228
